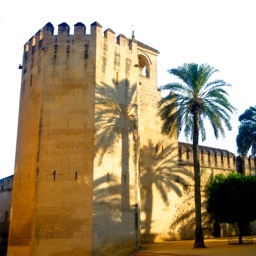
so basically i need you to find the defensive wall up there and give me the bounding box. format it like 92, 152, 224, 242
178, 142, 256, 175
8, 21, 166, 256
2, 145, 256, 252
5, 20, 256, 256
160, 142, 256, 241
0, 175, 13, 256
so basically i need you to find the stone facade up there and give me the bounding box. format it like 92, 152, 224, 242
7, 21, 173, 256
0, 175, 13, 256
141, 142, 235, 242
6, 21, 256, 256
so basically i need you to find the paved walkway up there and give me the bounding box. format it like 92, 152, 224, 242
131, 237, 256, 256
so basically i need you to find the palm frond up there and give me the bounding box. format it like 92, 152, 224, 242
237, 106, 256, 155
158, 62, 235, 142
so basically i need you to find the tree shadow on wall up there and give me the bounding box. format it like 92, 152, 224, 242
168, 192, 213, 240
170, 187, 239, 240
92, 174, 139, 254
93, 175, 124, 222
94, 79, 139, 217
46, 174, 130, 255
140, 140, 194, 239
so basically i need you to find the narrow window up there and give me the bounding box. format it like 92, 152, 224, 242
66, 45, 70, 58
138, 55, 150, 78
54, 44, 58, 59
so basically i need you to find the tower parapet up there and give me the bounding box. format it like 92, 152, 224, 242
104, 28, 115, 41
74, 22, 86, 35
58, 22, 70, 35
21, 21, 159, 79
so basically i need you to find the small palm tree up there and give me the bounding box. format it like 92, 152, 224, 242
158, 63, 236, 248
236, 106, 256, 156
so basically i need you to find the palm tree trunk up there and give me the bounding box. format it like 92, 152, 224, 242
193, 113, 206, 248
237, 221, 246, 244
121, 128, 130, 217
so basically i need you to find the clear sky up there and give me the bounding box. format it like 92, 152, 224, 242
0, 0, 255, 179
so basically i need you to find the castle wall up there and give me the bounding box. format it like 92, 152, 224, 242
8, 20, 256, 256
8, 21, 154, 256
157, 143, 254, 241
136, 43, 180, 242
8, 24, 45, 256
0, 176, 13, 256
139, 142, 249, 242
8, 22, 97, 256
92, 23, 140, 255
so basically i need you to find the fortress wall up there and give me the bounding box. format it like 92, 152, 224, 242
8, 22, 47, 256
166, 163, 236, 241
157, 143, 236, 240
179, 143, 236, 170
136, 43, 180, 242
8, 22, 109, 256
244, 156, 256, 175
141, 142, 241, 242
92, 23, 140, 255
0, 176, 13, 255
152, 143, 256, 241
9, 20, 256, 255
30, 22, 96, 256
9, 21, 144, 256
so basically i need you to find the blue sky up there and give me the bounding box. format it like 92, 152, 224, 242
0, 0, 255, 178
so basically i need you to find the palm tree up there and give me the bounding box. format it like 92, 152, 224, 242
236, 106, 256, 156
158, 63, 236, 248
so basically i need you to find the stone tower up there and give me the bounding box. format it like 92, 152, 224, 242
8, 22, 175, 256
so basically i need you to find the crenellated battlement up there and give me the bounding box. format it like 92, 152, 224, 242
178, 142, 256, 175
178, 142, 235, 171
22, 21, 144, 59
236, 154, 256, 175
0, 175, 13, 192
20, 21, 159, 78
